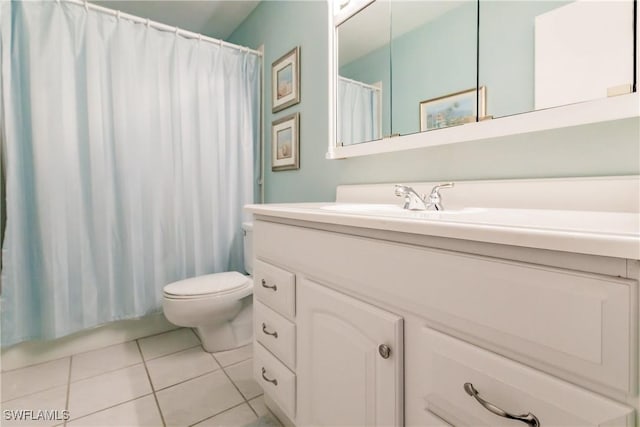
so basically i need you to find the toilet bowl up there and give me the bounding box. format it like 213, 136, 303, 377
162, 222, 254, 353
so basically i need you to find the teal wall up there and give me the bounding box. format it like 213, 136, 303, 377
229, 1, 639, 203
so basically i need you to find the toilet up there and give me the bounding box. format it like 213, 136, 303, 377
162, 222, 254, 353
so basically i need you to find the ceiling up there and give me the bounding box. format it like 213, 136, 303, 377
91, 0, 261, 40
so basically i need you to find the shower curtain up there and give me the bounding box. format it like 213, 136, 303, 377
0, 1, 260, 347
338, 77, 381, 146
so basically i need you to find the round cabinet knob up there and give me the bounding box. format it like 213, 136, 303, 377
378, 344, 391, 359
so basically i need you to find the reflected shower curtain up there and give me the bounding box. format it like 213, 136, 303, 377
338, 77, 381, 146
0, 1, 260, 346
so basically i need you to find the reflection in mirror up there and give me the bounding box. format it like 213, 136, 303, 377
479, 0, 635, 119
337, 0, 390, 146
391, 1, 478, 137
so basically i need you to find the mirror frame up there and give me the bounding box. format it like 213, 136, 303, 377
327, 0, 640, 160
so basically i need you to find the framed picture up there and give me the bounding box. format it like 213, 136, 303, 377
419, 86, 486, 131
272, 47, 300, 113
272, 113, 300, 171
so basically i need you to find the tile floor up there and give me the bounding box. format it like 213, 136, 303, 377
1, 328, 283, 427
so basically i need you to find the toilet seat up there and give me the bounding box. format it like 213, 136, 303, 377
163, 272, 251, 300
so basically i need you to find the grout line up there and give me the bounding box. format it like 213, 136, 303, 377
152, 367, 222, 393
189, 327, 201, 343
68, 361, 143, 385
218, 355, 253, 370
141, 342, 204, 363
216, 354, 260, 405
187, 401, 251, 427
65, 392, 155, 424
1, 382, 69, 405
0, 354, 71, 374
0, 326, 182, 374
246, 395, 261, 418
136, 340, 167, 427
63, 356, 73, 427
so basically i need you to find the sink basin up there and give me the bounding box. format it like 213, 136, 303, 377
320, 203, 485, 217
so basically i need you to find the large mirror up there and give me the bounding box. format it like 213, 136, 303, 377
332, 0, 637, 156
479, 0, 635, 119
337, 0, 390, 146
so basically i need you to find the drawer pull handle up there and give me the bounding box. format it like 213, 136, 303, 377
464, 383, 540, 427
261, 367, 278, 386
262, 323, 278, 338
261, 279, 277, 291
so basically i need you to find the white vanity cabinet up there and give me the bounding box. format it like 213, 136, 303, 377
296, 278, 403, 427
251, 214, 638, 427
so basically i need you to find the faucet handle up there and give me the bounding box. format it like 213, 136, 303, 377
430, 182, 454, 195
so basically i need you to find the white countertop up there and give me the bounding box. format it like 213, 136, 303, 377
245, 202, 640, 259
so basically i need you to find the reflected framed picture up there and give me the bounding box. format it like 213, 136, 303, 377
272, 113, 300, 171
419, 87, 486, 131
272, 47, 300, 113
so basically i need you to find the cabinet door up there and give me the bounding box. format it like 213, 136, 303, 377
297, 278, 403, 426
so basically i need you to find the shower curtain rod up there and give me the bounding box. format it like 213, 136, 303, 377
62, 0, 263, 57
339, 75, 381, 92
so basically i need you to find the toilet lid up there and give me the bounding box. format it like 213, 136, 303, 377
163, 272, 250, 297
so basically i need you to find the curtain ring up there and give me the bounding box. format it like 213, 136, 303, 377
84, 0, 89, 11
116, 10, 121, 20
146, 18, 150, 28
175, 27, 179, 36
198, 34, 202, 43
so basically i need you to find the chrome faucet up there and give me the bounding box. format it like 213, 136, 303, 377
394, 182, 454, 211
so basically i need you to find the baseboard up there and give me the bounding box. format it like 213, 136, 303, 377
1, 312, 178, 371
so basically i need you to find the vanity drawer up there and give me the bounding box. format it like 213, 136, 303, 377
254, 342, 296, 420
418, 327, 634, 427
254, 259, 296, 319
255, 301, 296, 370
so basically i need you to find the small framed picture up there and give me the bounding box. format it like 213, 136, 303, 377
419, 86, 486, 131
272, 47, 300, 113
272, 113, 300, 171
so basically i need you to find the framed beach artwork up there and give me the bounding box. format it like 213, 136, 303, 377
272, 113, 300, 171
419, 87, 486, 131
272, 47, 300, 113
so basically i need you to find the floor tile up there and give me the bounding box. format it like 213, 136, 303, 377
212, 344, 252, 367
71, 341, 142, 382
224, 359, 262, 400
138, 329, 200, 361
146, 346, 219, 391
0, 385, 68, 426
68, 364, 151, 419
67, 395, 162, 427
193, 403, 257, 426
248, 395, 267, 417
156, 370, 244, 427
243, 414, 283, 427
1, 358, 70, 402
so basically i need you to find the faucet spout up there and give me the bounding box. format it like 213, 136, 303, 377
394, 185, 427, 210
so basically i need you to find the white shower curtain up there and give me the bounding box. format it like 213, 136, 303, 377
338, 77, 381, 145
0, 1, 261, 347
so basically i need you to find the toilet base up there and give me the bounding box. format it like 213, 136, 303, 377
196, 297, 253, 353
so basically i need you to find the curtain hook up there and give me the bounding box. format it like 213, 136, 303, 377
84, 0, 89, 11
116, 10, 121, 20
146, 18, 150, 28
198, 34, 202, 43
175, 27, 179, 36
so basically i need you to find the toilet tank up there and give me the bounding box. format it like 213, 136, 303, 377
242, 222, 253, 275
